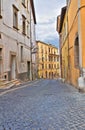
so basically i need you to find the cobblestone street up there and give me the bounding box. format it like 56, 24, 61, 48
0, 79, 85, 130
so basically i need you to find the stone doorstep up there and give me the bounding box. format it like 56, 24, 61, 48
0, 79, 6, 84
0, 79, 21, 89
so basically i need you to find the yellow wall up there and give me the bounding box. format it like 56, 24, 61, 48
57, 0, 85, 87
62, 41, 68, 80
37, 41, 60, 79
58, 0, 80, 87
67, 0, 83, 87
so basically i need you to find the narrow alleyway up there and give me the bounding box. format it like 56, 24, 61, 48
0, 79, 85, 130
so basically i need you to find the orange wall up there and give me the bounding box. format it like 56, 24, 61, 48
80, 1, 85, 67
67, 0, 80, 87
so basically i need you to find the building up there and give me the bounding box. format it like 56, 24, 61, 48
57, 6, 69, 82
37, 41, 60, 79
0, 0, 36, 83
57, 0, 85, 90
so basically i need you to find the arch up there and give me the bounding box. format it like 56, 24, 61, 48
74, 34, 79, 67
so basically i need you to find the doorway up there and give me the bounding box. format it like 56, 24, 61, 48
11, 55, 16, 80
27, 61, 30, 80
0, 48, 2, 78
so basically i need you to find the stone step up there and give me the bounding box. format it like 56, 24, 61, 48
12, 79, 21, 86
0, 79, 22, 89
0, 81, 14, 89
0, 79, 6, 84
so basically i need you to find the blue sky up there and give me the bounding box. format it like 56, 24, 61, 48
34, 0, 66, 47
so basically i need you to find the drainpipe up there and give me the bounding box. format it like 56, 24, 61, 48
30, 1, 33, 81
78, 0, 82, 75
78, 0, 85, 91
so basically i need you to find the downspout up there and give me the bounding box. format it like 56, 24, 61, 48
78, 0, 82, 75
30, 1, 33, 81
78, 0, 85, 91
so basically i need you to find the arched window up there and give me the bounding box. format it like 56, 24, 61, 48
46, 71, 47, 78
74, 36, 79, 67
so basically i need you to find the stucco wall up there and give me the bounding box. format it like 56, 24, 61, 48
0, 0, 36, 80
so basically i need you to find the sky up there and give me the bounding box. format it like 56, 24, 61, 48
34, 0, 66, 47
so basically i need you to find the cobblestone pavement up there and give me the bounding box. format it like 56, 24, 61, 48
0, 79, 85, 130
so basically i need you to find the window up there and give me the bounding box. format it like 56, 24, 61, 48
0, 48, 2, 60
22, 15, 26, 35
57, 64, 59, 69
54, 50, 56, 54
51, 64, 53, 69
13, 5, 18, 29
51, 57, 53, 61
49, 64, 50, 69
54, 64, 56, 69
46, 71, 47, 78
21, 46, 23, 62
74, 36, 79, 67
27, 0, 30, 12
0, 33, 1, 39
0, 48, 2, 74
41, 46, 43, 53
41, 49, 43, 53
27, 0, 29, 10
0, 0, 2, 18
54, 57, 56, 62
42, 64, 44, 69
66, 0, 71, 6
42, 56, 44, 61
27, 21, 29, 37
49, 48, 50, 53
45, 64, 47, 69
45, 48, 47, 54
57, 57, 59, 62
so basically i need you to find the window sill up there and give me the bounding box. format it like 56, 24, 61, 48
13, 26, 19, 31
22, 3, 26, 8
0, 34, 1, 39
22, 32, 26, 36
27, 35, 30, 39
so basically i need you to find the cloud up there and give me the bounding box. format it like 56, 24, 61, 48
34, 0, 66, 47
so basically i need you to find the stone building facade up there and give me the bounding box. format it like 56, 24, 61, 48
57, 7, 68, 82
57, 0, 85, 90
0, 0, 36, 81
37, 41, 60, 79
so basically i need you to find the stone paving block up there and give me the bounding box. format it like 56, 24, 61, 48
0, 79, 85, 129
